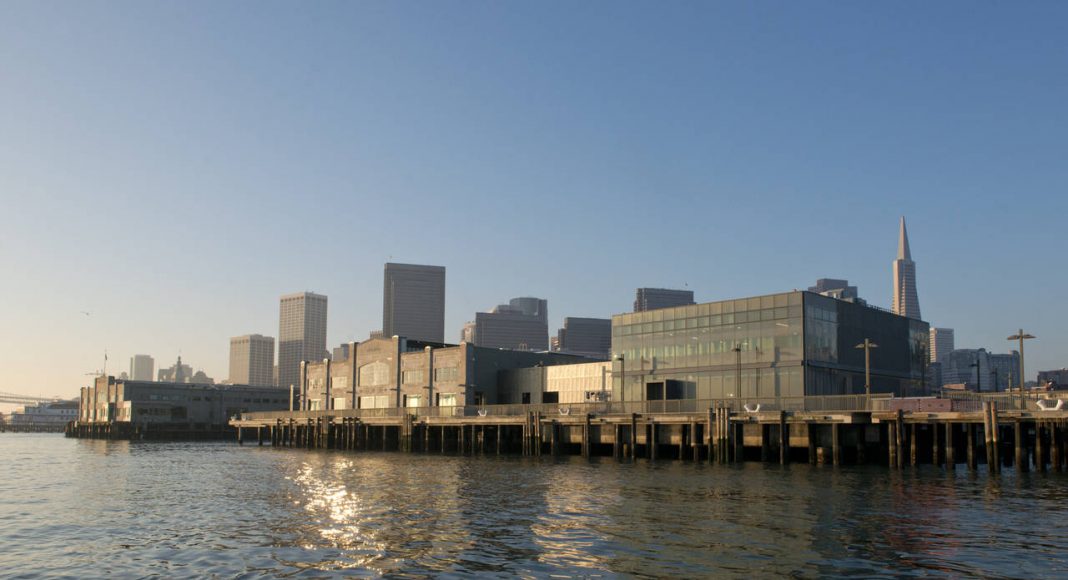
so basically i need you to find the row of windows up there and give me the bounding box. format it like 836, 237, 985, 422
614, 293, 802, 327
614, 306, 801, 336
358, 364, 460, 387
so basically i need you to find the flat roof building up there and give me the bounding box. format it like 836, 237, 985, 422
634, 288, 695, 312
298, 336, 587, 412
278, 292, 328, 391
554, 317, 611, 360
929, 327, 955, 364
79, 375, 289, 428
229, 334, 275, 387
612, 290, 929, 401
130, 355, 154, 382
464, 297, 548, 351
383, 263, 446, 343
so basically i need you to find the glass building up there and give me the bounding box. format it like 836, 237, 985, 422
611, 291, 929, 401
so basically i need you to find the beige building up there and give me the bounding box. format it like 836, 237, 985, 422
299, 336, 587, 412
278, 292, 327, 392
229, 334, 275, 387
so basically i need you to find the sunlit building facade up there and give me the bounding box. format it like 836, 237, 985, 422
611, 291, 929, 401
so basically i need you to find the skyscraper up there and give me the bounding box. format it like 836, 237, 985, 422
633, 288, 695, 312
278, 292, 328, 390
892, 217, 921, 320
229, 334, 275, 387
464, 297, 548, 351
929, 327, 955, 363
554, 317, 611, 359
129, 354, 154, 381
383, 263, 446, 343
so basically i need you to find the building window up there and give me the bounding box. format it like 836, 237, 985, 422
402, 370, 425, 385
359, 362, 390, 387
433, 367, 458, 382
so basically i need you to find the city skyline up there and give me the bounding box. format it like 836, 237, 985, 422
2, 3, 1066, 400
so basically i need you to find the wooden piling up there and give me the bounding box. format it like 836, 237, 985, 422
630, 413, 638, 460
760, 424, 769, 463
831, 423, 840, 466
931, 422, 940, 466
991, 402, 1001, 473
983, 402, 994, 469
910, 424, 918, 466
648, 422, 657, 461
967, 423, 976, 471
707, 408, 715, 464
1015, 420, 1026, 472
808, 424, 817, 465
1052, 423, 1062, 472
779, 411, 788, 465
945, 422, 955, 469
1036, 421, 1046, 473
583, 414, 591, 459
895, 411, 904, 469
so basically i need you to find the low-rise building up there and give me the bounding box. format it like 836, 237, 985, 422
9, 400, 79, 425
499, 361, 613, 404
78, 375, 289, 429
298, 336, 588, 411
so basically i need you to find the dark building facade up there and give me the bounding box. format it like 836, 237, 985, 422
633, 288, 695, 312
611, 291, 929, 401
463, 297, 549, 351
554, 317, 611, 359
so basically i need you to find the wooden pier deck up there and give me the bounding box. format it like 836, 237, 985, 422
230, 396, 1068, 473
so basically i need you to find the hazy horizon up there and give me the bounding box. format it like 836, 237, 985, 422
2, 2, 1066, 402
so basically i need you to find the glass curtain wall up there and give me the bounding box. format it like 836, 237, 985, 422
612, 292, 804, 401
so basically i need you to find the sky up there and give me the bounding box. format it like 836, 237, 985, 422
1, 1, 1066, 403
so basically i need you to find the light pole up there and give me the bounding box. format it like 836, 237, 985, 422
731, 345, 743, 401
1007, 329, 1035, 403
614, 354, 625, 408
854, 339, 879, 399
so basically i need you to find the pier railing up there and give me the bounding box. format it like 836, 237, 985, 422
238, 393, 897, 422
236, 391, 1068, 423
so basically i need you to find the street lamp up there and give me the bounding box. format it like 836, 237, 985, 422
854, 339, 879, 399
1007, 329, 1035, 403
731, 344, 743, 400
614, 354, 625, 406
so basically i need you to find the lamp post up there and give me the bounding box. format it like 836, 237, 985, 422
614, 354, 625, 408
731, 345, 743, 401
1007, 329, 1035, 403
854, 339, 879, 399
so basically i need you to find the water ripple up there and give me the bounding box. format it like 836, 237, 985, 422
1, 435, 1067, 577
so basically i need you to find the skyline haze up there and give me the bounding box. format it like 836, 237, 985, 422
1, 2, 1066, 401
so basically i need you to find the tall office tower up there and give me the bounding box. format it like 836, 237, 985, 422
555, 317, 611, 359
278, 292, 328, 390
129, 354, 155, 381
988, 351, 1020, 392
929, 327, 955, 364
892, 217, 922, 320
942, 349, 993, 392
229, 334, 275, 387
466, 297, 548, 351
382, 263, 446, 342
633, 288, 695, 312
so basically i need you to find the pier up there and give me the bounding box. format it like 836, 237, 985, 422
228, 393, 1068, 472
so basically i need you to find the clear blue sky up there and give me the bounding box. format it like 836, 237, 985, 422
1, 1, 1065, 399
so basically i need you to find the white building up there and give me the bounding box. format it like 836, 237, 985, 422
230, 334, 275, 387
278, 292, 328, 391
130, 354, 155, 381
